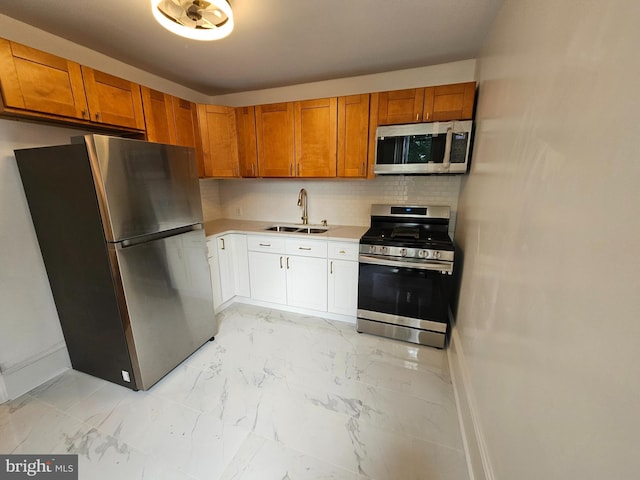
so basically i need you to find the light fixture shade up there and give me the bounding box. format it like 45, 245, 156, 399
151, 0, 234, 41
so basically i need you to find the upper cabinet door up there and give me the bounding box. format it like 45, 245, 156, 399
377, 88, 425, 125
171, 96, 203, 176
426, 82, 476, 121
172, 97, 198, 148
81, 66, 145, 130
294, 98, 337, 178
198, 104, 240, 178
141, 87, 176, 144
0, 39, 89, 120
236, 106, 258, 177
337, 94, 369, 178
255, 102, 295, 177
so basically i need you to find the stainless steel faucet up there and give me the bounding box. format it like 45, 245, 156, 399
297, 188, 308, 225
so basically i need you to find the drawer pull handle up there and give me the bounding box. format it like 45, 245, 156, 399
330, 261, 333, 274
279, 256, 283, 269
339, 250, 346, 254
298, 247, 312, 251
286, 257, 290, 269
220, 238, 225, 250
259, 243, 271, 247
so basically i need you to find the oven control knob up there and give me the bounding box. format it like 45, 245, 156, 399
433, 251, 441, 259
419, 250, 429, 258
369, 245, 376, 254
400, 248, 407, 257
380, 246, 387, 254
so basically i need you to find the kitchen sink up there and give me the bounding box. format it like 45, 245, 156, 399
265, 225, 300, 232
265, 225, 328, 234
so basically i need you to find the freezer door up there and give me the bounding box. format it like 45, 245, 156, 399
112, 228, 216, 390
84, 135, 203, 241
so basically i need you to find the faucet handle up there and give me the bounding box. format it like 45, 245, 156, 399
321, 219, 328, 226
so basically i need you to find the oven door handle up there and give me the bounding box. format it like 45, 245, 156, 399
359, 254, 453, 273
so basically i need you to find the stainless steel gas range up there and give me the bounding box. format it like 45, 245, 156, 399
357, 205, 455, 348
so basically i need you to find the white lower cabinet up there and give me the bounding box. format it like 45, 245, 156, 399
248, 251, 287, 304
208, 233, 250, 309
248, 235, 329, 312
286, 254, 327, 311
327, 242, 359, 316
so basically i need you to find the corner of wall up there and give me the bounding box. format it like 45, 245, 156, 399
0, 374, 8, 404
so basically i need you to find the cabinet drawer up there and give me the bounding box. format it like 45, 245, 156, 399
285, 238, 327, 258
247, 235, 286, 253
328, 241, 359, 261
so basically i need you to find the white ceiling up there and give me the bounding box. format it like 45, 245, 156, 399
0, 0, 503, 95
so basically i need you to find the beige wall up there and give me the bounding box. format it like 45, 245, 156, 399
453, 0, 640, 478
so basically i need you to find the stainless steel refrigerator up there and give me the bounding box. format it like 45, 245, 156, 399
15, 134, 216, 391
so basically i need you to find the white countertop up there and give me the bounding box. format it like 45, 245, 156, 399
203, 218, 367, 242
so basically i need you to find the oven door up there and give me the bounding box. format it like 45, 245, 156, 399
357, 258, 453, 347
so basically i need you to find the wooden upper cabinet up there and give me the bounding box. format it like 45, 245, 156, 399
141, 87, 175, 144
427, 82, 476, 121
255, 102, 295, 177
81, 66, 145, 130
337, 94, 369, 178
172, 97, 198, 148
377, 82, 476, 125
0, 38, 89, 120
197, 104, 239, 178
236, 106, 258, 177
171, 96, 203, 176
377, 88, 425, 125
294, 98, 337, 177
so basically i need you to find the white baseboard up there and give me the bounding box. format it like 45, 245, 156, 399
447, 327, 495, 480
2, 342, 71, 400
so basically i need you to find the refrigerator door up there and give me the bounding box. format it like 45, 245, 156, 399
111, 228, 216, 390
82, 135, 203, 242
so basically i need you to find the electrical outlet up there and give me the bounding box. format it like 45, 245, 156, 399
121, 370, 131, 383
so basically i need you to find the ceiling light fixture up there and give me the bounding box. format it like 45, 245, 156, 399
151, 0, 234, 41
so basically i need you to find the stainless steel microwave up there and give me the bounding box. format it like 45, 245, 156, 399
374, 120, 473, 175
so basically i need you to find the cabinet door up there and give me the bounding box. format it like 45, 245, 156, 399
207, 240, 223, 311
230, 234, 250, 297
286, 255, 327, 311
217, 235, 236, 304
0, 39, 89, 120
328, 259, 359, 316
248, 251, 287, 304
337, 94, 369, 178
81, 66, 145, 129
236, 106, 258, 177
198, 104, 240, 177
426, 82, 476, 121
294, 98, 337, 177
255, 102, 295, 177
141, 87, 176, 144
171, 97, 203, 176
377, 88, 425, 125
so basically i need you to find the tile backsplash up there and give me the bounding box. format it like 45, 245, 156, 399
200, 175, 462, 236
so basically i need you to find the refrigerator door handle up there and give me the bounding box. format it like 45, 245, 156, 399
119, 224, 202, 249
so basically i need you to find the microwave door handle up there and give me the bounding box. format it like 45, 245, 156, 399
442, 127, 453, 169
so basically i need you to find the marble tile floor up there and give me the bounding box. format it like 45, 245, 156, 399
0, 304, 469, 480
